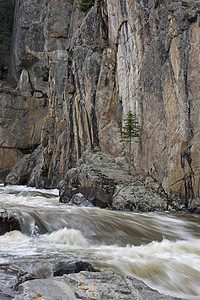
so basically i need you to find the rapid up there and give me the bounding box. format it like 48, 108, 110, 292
0, 184, 200, 299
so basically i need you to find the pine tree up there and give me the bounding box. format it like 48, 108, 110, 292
120, 110, 143, 174
77, 0, 95, 12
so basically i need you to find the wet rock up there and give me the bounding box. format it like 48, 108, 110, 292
13, 271, 183, 300
187, 198, 200, 214
53, 261, 99, 277
14, 270, 37, 291
0, 210, 20, 235
69, 193, 94, 207
14, 261, 99, 292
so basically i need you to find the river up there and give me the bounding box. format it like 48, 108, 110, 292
0, 184, 200, 299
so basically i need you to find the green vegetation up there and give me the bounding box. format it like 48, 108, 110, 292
120, 110, 143, 174
0, 0, 15, 78
77, 0, 95, 12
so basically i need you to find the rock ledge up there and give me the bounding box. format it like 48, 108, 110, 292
14, 271, 183, 300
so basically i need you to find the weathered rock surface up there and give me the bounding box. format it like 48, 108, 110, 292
5, 145, 42, 185
13, 271, 183, 300
53, 261, 99, 277
0, 0, 14, 80
0, 87, 47, 181
14, 260, 98, 291
0, 209, 20, 235
187, 197, 200, 214
1, 0, 200, 207
60, 151, 172, 212
69, 193, 94, 207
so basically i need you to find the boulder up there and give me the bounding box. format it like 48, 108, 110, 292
0, 210, 20, 235
53, 261, 99, 277
5, 146, 42, 186
69, 193, 94, 207
14, 270, 37, 291
59, 151, 170, 212
187, 198, 200, 214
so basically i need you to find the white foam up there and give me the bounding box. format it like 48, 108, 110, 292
0, 230, 28, 243
41, 227, 90, 248
0, 185, 59, 196
87, 238, 200, 300
0, 185, 200, 299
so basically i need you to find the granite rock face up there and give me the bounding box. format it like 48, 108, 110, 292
106, 0, 200, 206
131, 0, 200, 206
1, 0, 200, 206
5, 145, 42, 185
0, 0, 48, 181
0, 87, 47, 181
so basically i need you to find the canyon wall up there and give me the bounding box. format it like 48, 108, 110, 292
1, 0, 200, 205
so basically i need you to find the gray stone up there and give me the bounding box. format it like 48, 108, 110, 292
17, 69, 31, 92
0, 210, 20, 236
14, 278, 76, 300
5, 146, 42, 186
60, 151, 170, 212
13, 271, 183, 300
53, 261, 99, 277
2, 0, 200, 204
69, 193, 94, 207
0, 87, 47, 181
33, 91, 43, 98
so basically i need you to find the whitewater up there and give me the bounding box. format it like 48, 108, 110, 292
0, 184, 200, 299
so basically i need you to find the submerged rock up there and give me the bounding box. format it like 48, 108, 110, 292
14, 270, 37, 291
69, 193, 94, 207
0, 210, 20, 235
13, 271, 183, 300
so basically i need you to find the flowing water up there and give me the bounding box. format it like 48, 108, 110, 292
0, 184, 200, 299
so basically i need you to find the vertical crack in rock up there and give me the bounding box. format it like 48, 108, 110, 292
2, 0, 200, 206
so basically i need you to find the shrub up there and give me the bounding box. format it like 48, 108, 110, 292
77, 0, 95, 12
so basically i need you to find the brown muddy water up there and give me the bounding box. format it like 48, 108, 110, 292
0, 184, 200, 299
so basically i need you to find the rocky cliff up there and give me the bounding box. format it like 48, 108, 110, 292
1, 0, 200, 208
0, 0, 14, 80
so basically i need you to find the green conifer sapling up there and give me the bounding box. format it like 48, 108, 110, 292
77, 0, 95, 12
120, 110, 143, 174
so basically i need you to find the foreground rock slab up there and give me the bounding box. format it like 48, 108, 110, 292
14, 271, 183, 300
